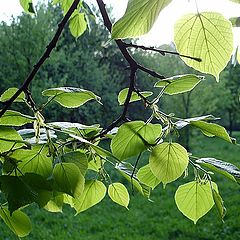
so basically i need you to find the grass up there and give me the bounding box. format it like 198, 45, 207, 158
0, 132, 240, 240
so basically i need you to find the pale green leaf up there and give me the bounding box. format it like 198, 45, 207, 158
154, 74, 202, 95
0, 110, 35, 126
60, 0, 74, 14
44, 194, 64, 213
88, 156, 105, 172
0, 88, 25, 102
149, 142, 189, 184
0, 127, 25, 153
42, 87, 101, 108
0, 207, 32, 237
10, 145, 53, 178
212, 189, 226, 221
69, 13, 87, 38
136, 164, 161, 189
74, 180, 106, 214
175, 181, 218, 224
118, 88, 152, 105
174, 12, 233, 81
112, 0, 172, 39
53, 163, 85, 198
20, 0, 35, 14
190, 121, 232, 143
62, 151, 88, 176
108, 183, 130, 208
111, 121, 162, 160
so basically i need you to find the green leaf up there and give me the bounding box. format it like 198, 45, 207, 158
112, 0, 172, 39
0, 88, 25, 102
88, 156, 105, 172
19, 0, 35, 14
53, 163, 85, 198
0, 174, 52, 213
118, 88, 152, 105
190, 121, 232, 143
196, 157, 240, 182
174, 12, 233, 81
116, 162, 151, 198
44, 193, 64, 213
212, 189, 226, 221
136, 164, 161, 189
229, 17, 240, 27
42, 87, 101, 108
0, 110, 35, 126
10, 145, 53, 178
111, 121, 162, 160
154, 75, 202, 95
229, 0, 240, 3
60, 0, 74, 15
175, 181, 218, 224
74, 180, 106, 214
62, 151, 88, 176
149, 142, 189, 184
69, 13, 87, 38
0, 207, 31, 237
108, 183, 130, 208
0, 127, 25, 153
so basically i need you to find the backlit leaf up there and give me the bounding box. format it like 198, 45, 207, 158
149, 142, 189, 184
42, 87, 101, 108
212, 189, 226, 221
10, 145, 53, 178
20, 0, 35, 14
108, 183, 130, 208
136, 164, 161, 189
53, 163, 85, 198
190, 121, 232, 143
0, 207, 31, 237
112, 0, 172, 39
0, 88, 25, 102
0, 110, 35, 126
118, 88, 152, 105
111, 121, 162, 160
74, 180, 106, 214
154, 75, 202, 95
69, 13, 87, 38
174, 12, 233, 81
175, 181, 218, 224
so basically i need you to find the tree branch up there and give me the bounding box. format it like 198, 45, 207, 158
0, 0, 81, 117
124, 43, 202, 62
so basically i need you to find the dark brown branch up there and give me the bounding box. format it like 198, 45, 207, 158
125, 43, 202, 62
0, 0, 81, 117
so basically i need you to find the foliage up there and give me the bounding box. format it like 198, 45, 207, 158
0, 0, 240, 237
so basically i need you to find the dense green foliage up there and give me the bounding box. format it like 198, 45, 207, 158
0, 0, 240, 238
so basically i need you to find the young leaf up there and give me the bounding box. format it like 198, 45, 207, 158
149, 142, 189, 184
69, 12, 87, 38
154, 75, 202, 95
196, 157, 240, 182
10, 145, 53, 178
0, 88, 25, 102
62, 151, 88, 176
53, 163, 85, 198
0, 110, 35, 126
136, 164, 161, 189
42, 87, 101, 108
0, 127, 25, 153
111, 121, 162, 160
190, 121, 232, 143
212, 189, 226, 221
174, 12, 233, 81
118, 88, 152, 105
19, 0, 35, 14
175, 181, 218, 224
108, 183, 130, 208
112, 0, 172, 39
74, 180, 106, 214
0, 207, 32, 237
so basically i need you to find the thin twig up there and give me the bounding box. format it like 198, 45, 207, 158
0, 0, 81, 117
125, 43, 202, 62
